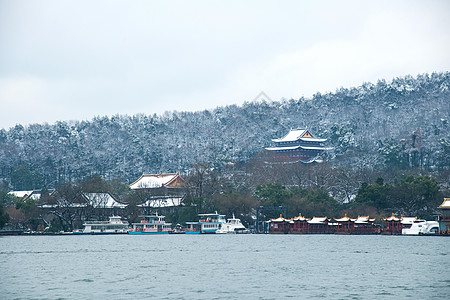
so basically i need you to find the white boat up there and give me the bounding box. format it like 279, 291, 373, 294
402, 219, 439, 235
216, 214, 249, 234
186, 212, 236, 234
185, 212, 226, 234
128, 214, 172, 234
73, 216, 129, 234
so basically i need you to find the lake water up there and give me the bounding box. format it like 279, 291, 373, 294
0, 234, 449, 299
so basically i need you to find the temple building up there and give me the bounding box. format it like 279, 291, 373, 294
268, 215, 290, 234
265, 129, 332, 163
129, 173, 186, 190
383, 213, 402, 234
129, 173, 187, 211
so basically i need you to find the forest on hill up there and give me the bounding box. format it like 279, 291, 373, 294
0, 73, 449, 229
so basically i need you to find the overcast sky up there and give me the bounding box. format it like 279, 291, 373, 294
1, 0, 449, 130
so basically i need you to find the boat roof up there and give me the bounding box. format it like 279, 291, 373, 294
335, 214, 351, 222
400, 217, 417, 224
270, 214, 287, 222
384, 213, 400, 221
198, 212, 225, 217
353, 216, 375, 224
308, 217, 328, 224
292, 213, 308, 221
439, 198, 450, 208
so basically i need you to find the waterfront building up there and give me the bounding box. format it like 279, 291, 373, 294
437, 198, 450, 235
265, 128, 332, 163
383, 213, 402, 234
129, 172, 186, 190
268, 215, 290, 234
307, 217, 330, 233
352, 216, 377, 234
334, 214, 352, 233
129, 172, 186, 211
291, 213, 309, 233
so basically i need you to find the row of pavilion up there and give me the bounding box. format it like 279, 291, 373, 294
268, 213, 380, 234
267, 212, 444, 235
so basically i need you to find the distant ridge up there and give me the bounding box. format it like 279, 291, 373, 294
0, 72, 449, 187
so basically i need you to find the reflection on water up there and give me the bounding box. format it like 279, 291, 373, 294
1, 235, 449, 299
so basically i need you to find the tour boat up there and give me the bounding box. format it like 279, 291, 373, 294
402, 219, 439, 235
185, 212, 226, 234
185, 212, 248, 234
170, 223, 186, 234
73, 216, 129, 234
128, 214, 172, 234
217, 214, 249, 234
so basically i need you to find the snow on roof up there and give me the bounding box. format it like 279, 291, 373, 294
138, 197, 183, 208
308, 217, 328, 224
129, 173, 180, 189
353, 216, 374, 224
292, 213, 308, 221
384, 213, 400, 221
8, 190, 34, 198
299, 137, 327, 142
198, 212, 225, 217
270, 215, 287, 222
400, 217, 417, 225
272, 129, 307, 143
335, 214, 351, 222
439, 198, 450, 208
83, 193, 127, 208
27, 193, 42, 201
265, 145, 331, 151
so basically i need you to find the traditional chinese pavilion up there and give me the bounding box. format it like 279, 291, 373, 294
291, 213, 309, 233
334, 214, 352, 233
352, 216, 377, 234
307, 217, 331, 233
268, 215, 291, 234
268, 213, 379, 234
265, 129, 332, 163
383, 213, 402, 234
437, 198, 450, 235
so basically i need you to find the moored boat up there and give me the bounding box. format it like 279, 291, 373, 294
185, 212, 226, 234
128, 214, 172, 234
217, 214, 249, 234
73, 216, 129, 234
402, 219, 439, 235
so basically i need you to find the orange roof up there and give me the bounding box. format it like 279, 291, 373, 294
335, 213, 351, 222
292, 213, 308, 221
270, 214, 287, 222
439, 198, 450, 208
384, 213, 400, 221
